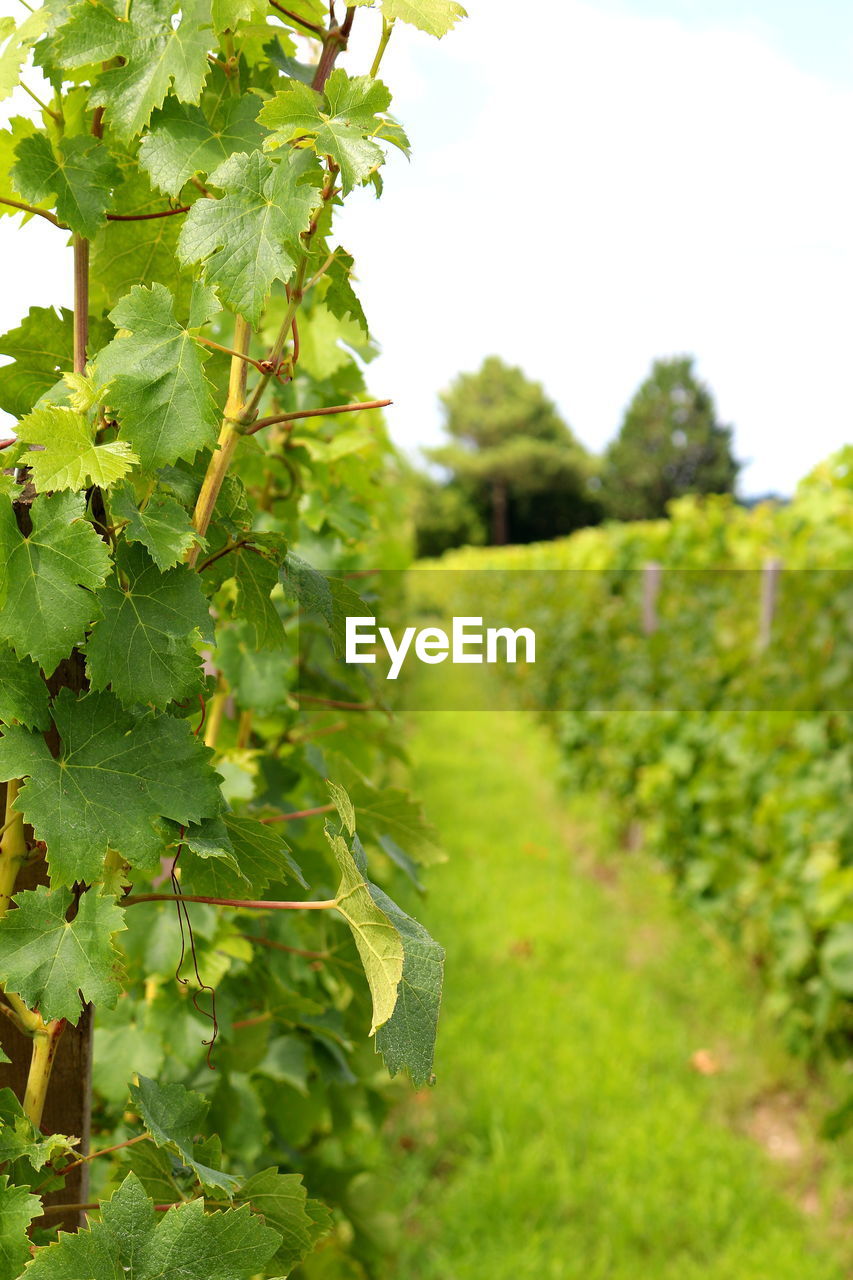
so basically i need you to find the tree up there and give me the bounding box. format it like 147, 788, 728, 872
411, 471, 486, 558
425, 357, 601, 546
601, 357, 739, 520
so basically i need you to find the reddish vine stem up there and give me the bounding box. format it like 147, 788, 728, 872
287, 720, 348, 741
196, 538, 253, 574
52, 1133, 149, 1180
105, 206, 189, 222
238, 934, 331, 961
246, 399, 392, 435
293, 694, 374, 711
193, 336, 268, 371
268, 0, 324, 37
259, 803, 336, 824
123, 892, 337, 910
0, 195, 62, 226
311, 6, 355, 91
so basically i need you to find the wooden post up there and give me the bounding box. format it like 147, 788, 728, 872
758, 557, 782, 652
642, 561, 662, 635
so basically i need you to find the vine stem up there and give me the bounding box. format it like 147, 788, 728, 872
0, 195, 62, 226
24, 1020, 66, 1128
187, 317, 253, 562
370, 17, 394, 78
194, 335, 267, 371
260, 803, 335, 824
268, 0, 324, 37
105, 206, 189, 222
55, 1133, 149, 1179
73, 235, 89, 374
311, 6, 355, 91
123, 892, 337, 911
0, 781, 26, 920
292, 694, 374, 711
20, 82, 61, 120
246, 398, 392, 435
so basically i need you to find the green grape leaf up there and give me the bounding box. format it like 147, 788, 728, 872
0, 7, 47, 101
184, 814, 305, 897
15, 404, 138, 492
0, 491, 112, 674
279, 552, 371, 658
172, 815, 243, 883
0, 1175, 41, 1280
260, 70, 398, 193
177, 150, 321, 325
0, 1089, 77, 1170
352, 0, 466, 37
204, 537, 286, 649
0, 648, 49, 729
0, 118, 41, 226
370, 877, 444, 1087
0, 688, 223, 885
24, 1172, 279, 1279
121, 1141, 185, 1205
95, 282, 219, 470
55, 0, 212, 141
0, 885, 126, 1023
129, 1076, 239, 1195
112, 483, 201, 570
90, 166, 190, 315
348, 779, 444, 865
0, 306, 74, 416
84, 543, 211, 708
323, 248, 368, 335
12, 133, 121, 238
139, 94, 264, 197
326, 826, 403, 1034
235, 1169, 330, 1273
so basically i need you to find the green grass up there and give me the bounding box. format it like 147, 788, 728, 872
377, 669, 850, 1279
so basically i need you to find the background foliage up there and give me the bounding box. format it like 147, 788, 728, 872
427, 450, 853, 1120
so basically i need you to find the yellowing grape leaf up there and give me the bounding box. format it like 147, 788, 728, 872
326, 826, 403, 1034
0, 1089, 77, 1170
260, 70, 405, 194
352, 0, 466, 37
15, 404, 138, 493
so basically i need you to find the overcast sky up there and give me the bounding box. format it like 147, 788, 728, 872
2, 0, 853, 495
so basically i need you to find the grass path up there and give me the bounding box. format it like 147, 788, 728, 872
379, 675, 849, 1279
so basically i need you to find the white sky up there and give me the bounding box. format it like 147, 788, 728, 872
2, 0, 853, 495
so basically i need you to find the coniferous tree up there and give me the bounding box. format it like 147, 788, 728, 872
602, 356, 739, 520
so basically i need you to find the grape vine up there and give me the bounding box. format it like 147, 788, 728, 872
0, 0, 462, 1272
